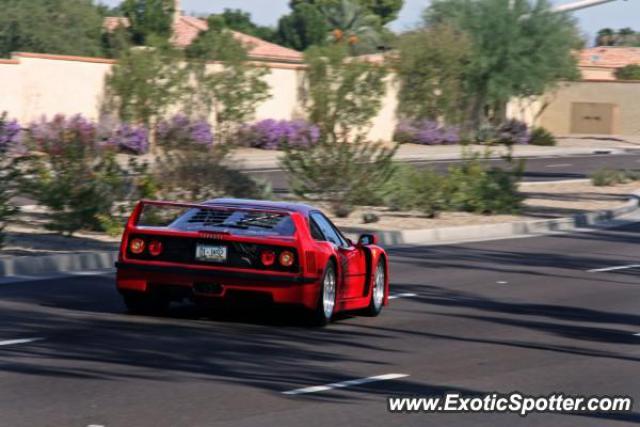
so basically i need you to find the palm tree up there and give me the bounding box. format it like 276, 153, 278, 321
319, 0, 383, 54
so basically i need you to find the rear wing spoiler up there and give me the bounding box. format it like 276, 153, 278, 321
126, 200, 293, 229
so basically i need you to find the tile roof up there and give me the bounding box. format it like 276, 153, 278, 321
104, 15, 303, 64
579, 47, 640, 68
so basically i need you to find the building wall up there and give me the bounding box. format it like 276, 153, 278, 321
0, 52, 398, 141
537, 81, 640, 136
580, 66, 616, 81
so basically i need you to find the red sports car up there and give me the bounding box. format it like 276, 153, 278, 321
115, 198, 389, 325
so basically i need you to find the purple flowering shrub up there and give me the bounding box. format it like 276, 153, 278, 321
0, 113, 21, 153
157, 114, 214, 148
23, 115, 154, 235
106, 123, 149, 154
496, 119, 530, 146
238, 119, 320, 150
394, 120, 460, 145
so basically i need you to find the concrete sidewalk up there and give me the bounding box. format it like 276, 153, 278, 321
228, 137, 640, 170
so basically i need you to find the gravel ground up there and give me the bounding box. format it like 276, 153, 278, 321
2, 181, 638, 256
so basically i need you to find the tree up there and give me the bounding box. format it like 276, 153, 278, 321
291, 0, 404, 25
217, 9, 277, 42
105, 43, 189, 150
615, 64, 640, 80
395, 24, 471, 124
277, 3, 329, 51
0, 0, 104, 58
320, 0, 384, 55
121, 0, 174, 46
595, 27, 640, 46
282, 44, 396, 216
595, 28, 615, 46
185, 16, 270, 144
358, 0, 404, 24
425, 0, 581, 130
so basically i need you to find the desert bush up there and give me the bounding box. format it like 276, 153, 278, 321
529, 127, 556, 146
447, 154, 524, 214
591, 168, 631, 186
282, 43, 395, 217
283, 136, 395, 217
0, 113, 22, 247
156, 147, 271, 201
615, 64, 640, 81
237, 119, 320, 150
379, 165, 448, 217
393, 120, 460, 145
152, 113, 268, 200
22, 115, 153, 235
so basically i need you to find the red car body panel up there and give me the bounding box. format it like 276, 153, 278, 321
116, 199, 389, 313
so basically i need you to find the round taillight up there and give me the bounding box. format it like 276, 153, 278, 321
148, 240, 163, 256
279, 251, 295, 267
130, 238, 145, 254
261, 250, 276, 266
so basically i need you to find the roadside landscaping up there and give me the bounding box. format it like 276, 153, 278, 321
2, 179, 638, 258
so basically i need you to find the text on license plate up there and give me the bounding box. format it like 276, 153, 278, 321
195, 244, 227, 262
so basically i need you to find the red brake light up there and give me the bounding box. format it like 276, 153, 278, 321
130, 238, 145, 254
148, 240, 163, 256
279, 251, 295, 267
261, 250, 276, 266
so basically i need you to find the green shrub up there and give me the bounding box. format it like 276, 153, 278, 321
529, 127, 556, 146
615, 64, 640, 81
283, 136, 396, 217
447, 154, 524, 214
0, 113, 21, 248
156, 146, 272, 201
22, 115, 152, 236
379, 165, 448, 217
591, 168, 640, 186
591, 168, 627, 186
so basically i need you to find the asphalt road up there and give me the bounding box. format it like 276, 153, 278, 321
247, 152, 640, 192
2, 222, 640, 426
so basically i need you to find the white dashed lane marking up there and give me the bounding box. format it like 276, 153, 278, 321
0, 337, 45, 347
389, 293, 418, 300
282, 373, 409, 395
587, 264, 640, 273
545, 163, 572, 168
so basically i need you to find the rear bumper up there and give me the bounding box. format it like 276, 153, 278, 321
116, 261, 321, 310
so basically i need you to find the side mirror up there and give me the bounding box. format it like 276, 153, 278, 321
358, 234, 378, 246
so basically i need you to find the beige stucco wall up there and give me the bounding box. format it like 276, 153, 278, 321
0, 52, 397, 141
538, 81, 640, 135
13, 55, 113, 123
0, 60, 23, 120
580, 66, 616, 81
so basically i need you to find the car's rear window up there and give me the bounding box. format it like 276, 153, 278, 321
137, 204, 296, 237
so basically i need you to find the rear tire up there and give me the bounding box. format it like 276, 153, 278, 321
122, 291, 170, 316
311, 261, 337, 327
363, 260, 386, 317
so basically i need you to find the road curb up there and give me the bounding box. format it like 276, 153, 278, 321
0, 251, 118, 278
342, 191, 640, 246
2, 191, 639, 277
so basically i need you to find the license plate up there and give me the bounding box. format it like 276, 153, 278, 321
195, 244, 227, 263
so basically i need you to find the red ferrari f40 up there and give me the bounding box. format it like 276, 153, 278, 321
116, 198, 389, 325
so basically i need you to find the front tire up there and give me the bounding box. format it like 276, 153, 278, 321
364, 260, 386, 316
122, 291, 170, 316
311, 261, 337, 327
